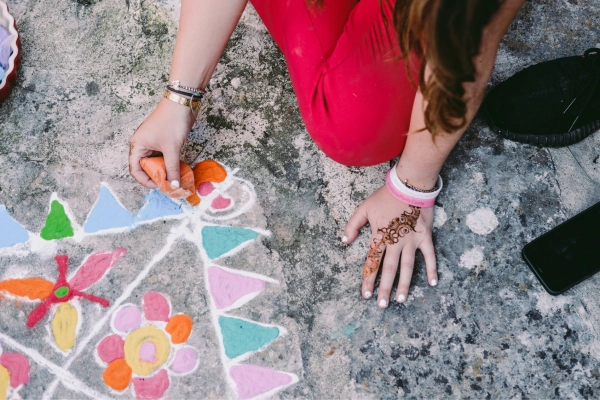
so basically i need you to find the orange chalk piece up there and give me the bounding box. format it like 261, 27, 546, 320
139, 157, 199, 206
0, 278, 54, 300
165, 314, 193, 344
192, 160, 227, 189
103, 358, 132, 391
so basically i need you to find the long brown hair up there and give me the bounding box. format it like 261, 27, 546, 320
395, 0, 501, 134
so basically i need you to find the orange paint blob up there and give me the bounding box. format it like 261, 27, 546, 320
139, 157, 197, 205
103, 358, 132, 391
0, 278, 54, 300
192, 160, 227, 189
165, 314, 193, 344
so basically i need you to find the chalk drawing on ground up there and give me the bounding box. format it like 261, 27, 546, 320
0, 160, 299, 400
96, 292, 198, 399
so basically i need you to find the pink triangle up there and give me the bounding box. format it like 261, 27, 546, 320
207, 266, 265, 309
230, 364, 293, 399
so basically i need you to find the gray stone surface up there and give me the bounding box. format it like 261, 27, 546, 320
0, 0, 599, 399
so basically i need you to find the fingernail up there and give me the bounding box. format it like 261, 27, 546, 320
378, 299, 387, 308
341, 236, 348, 244
397, 294, 406, 303
363, 291, 372, 299
170, 180, 180, 188
430, 279, 438, 287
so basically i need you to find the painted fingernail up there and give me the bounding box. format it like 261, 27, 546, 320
341, 236, 348, 244
430, 279, 438, 287
170, 180, 180, 188
363, 291, 372, 299
379, 299, 387, 308
397, 294, 406, 303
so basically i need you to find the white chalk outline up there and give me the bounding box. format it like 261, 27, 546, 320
0, 162, 299, 400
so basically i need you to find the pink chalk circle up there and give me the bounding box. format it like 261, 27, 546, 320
113, 305, 142, 333
0, 353, 30, 388
143, 292, 170, 322
230, 364, 293, 399
207, 266, 265, 309
139, 341, 157, 363
97, 334, 125, 364
211, 195, 232, 210
170, 347, 197, 374
197, 182, 214, 196
132, 368, 170, 400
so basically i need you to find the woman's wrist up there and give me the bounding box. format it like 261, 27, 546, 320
157, 97, 198, 128
395, 160, 440, 192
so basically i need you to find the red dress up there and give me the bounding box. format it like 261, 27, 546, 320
249, 0, 418, 166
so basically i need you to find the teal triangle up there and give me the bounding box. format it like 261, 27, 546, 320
202, 226, 258, 259
218, 316, 280, 359
83, 186, 134, 233
0, 206, 29, 248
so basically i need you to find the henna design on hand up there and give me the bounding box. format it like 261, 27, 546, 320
363, 206, 421, 277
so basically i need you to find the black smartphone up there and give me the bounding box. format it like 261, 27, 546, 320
522, 201, 600, 295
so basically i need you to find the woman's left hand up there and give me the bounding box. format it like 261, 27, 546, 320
343, 185, 438, 308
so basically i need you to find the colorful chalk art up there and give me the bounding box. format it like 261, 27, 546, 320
0, 160, 298, 399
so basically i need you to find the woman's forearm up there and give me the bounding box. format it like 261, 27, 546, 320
169, 0, 248, 90
396, 0, 525, 190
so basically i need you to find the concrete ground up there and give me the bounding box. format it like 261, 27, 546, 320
0, 0, 599, 399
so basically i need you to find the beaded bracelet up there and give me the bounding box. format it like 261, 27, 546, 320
166, 80, 205, 98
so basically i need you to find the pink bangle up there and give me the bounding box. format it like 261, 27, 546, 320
385, 167, 442, 208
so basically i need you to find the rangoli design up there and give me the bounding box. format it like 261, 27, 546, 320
96, 292, 196, 399
0, 160, 298, 399
0, 341, 30, 400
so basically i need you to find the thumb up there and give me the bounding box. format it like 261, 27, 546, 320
164, 147, 182, 188
343, 205, 368, 244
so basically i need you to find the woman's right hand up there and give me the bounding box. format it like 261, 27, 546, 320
129, 98, 197, 188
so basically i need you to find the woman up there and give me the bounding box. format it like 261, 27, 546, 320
129, 0, 526, 308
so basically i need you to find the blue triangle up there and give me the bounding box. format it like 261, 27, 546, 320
218, 316, 280, 359
134, 189, 182, 223
201, 226, 258, 259
83, 186, 135, 233
0, 206, 29, 248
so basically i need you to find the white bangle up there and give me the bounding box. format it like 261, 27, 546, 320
385, 162, 443, 208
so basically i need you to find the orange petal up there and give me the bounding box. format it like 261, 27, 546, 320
103, 358, 132, 391
165, 314, 193, 344
192, 160, 227, 187
0, 278, 54, 300
139, 157, 195, 199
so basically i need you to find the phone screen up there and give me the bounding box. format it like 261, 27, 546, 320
522, 201, 600, 295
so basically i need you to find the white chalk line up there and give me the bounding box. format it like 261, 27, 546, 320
0, 332, 112, 400
42, 222, 186, 400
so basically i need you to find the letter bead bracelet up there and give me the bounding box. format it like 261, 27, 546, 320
163, 80, 206, 114
166, 80, 205, 98
385, 163, 443, 208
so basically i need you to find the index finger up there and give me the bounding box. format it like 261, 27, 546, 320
129, 145, 158, 189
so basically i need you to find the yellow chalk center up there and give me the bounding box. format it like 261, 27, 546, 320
52, 302, 78, 352
124, 325, 170, 376
0, 365, 10, 400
